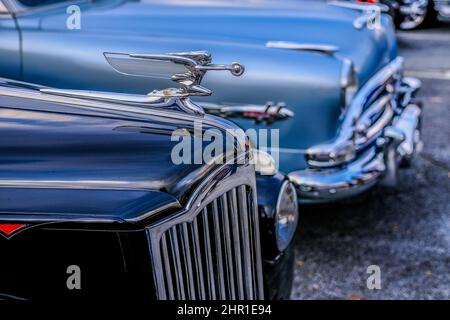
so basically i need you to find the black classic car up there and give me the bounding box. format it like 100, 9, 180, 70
0, 54, 298, 300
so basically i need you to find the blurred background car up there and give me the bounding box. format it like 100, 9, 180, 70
355, 0, 450, 30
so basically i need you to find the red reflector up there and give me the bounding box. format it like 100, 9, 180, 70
0, 224, 27, 236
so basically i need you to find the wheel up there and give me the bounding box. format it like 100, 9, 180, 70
396, 0, 439, 30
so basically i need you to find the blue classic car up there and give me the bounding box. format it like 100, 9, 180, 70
0, 0, 423, 203
0, 53, 298, 300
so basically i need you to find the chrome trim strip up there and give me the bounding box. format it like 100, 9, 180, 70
40, 87, 206, 115
266, 41, 339, 55
40, 88, 178, 104
356, 94, 394, 145
0, 179, 156, 191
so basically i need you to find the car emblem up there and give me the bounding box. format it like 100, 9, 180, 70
0, 223, 28, 239
202, 101, 294, 124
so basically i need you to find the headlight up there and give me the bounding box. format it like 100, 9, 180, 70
341, 58, 358, 109
275, 181, 299, 251
252, 149, 277, 176
306, 138, 356, 168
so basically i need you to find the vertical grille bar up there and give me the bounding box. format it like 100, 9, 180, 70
180, 223, 196, 299
220, 194, 236, 300
160, 233, 174, 300
149, 185, 263, 300
229, 188, 245, 299
201, 209, 216, 299
168, 229, 186, 300
211, 199, 226, 299
191, 218, 206, 299
248, 186, 265, 298
237, 185, 254, 299
246, 186, 258, 294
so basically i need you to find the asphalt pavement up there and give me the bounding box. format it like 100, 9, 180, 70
290, 24, 450, 300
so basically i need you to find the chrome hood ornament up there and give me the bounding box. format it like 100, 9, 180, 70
40, 51, 245, 115
123, 51, 245, 97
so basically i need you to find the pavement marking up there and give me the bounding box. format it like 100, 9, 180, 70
405, 69, 450, 80
397, 31, 450, 41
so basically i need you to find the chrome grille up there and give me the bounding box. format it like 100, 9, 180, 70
147, 185, 264, 300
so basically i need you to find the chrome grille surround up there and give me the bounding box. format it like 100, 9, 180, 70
305, 57, 406, 168
146, 163, 264, 300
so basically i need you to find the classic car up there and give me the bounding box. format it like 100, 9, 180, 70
355, 0, 450, 30
0, 53, 298, 300
0, 0, 423, 203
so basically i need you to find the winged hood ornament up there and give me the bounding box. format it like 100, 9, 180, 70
40, 51, 245, 115
121, 51, 245, 96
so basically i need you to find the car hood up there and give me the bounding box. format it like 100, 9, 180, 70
37, 0, 396, 86
0, 79, 250, 226
17, 0, 398, 173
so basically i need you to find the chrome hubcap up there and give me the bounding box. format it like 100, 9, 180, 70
399, 0, 429, 30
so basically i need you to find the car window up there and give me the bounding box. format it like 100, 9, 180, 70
15, 0, 71, 7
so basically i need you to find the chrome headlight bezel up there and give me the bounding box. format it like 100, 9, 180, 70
275, 181, 299, 252
252, 149, 278, 176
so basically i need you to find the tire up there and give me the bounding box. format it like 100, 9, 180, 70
396, 0, 439, 30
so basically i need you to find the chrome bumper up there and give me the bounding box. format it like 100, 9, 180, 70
288, 75, 423, 204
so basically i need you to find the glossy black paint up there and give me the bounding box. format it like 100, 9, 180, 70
0, 79, 246, 225
0, 79, 293, 299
